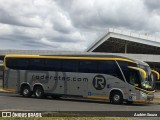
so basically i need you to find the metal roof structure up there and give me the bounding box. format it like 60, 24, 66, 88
85, 28, 160, 70
86, 28, 160, 54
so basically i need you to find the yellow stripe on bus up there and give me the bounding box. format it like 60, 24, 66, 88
128, 66, 147, 79
86, 96, 109, 100
5, 54, 135, 63
132, 100, 146, 103
135, 87, 155, 93
151, 70, 160, 80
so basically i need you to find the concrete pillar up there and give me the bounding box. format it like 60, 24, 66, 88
125, 41, 128, 54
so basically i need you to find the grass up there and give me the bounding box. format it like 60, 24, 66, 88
0, 112, 143, 120
0, 117, 141, 120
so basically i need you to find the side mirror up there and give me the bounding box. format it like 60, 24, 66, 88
151, 70, 159, 80
128, 66, 147, 79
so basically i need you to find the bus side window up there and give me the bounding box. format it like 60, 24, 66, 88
62, 60, 78, 72
118, 61, 139, 85
98, 61, 124, 81
117, 61, 129, 81
79, 61, 98, 73
129, 70, 136, 85
129, 69, 141, 86
6, 58, 18, 69
17, 58, 29, 70
6, 58, 28, 70
28, 58, 45, 71
45, 59, 61, 71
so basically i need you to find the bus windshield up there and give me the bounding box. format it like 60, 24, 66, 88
127, 65, 155, 91
138, 65, 155, 91
117, 61, 154, 91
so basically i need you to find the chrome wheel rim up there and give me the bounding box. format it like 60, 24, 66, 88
36, 89, 42, 97
113, 95, 120, 102
23, 89, 29, 95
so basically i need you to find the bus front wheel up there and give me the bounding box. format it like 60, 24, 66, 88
110, 91, 123, 104
21, 86, 32, 97
33, 86, 44, 99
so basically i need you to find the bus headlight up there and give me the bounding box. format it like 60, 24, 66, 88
141, 92, 147, 99
142, 83, 151, 89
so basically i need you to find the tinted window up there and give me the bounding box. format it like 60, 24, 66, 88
27, 58, 45, 70
98, 61, 124, 81
62, 60, 78, 72
6, 58, 17, 69
6, 58, 29, 70
118, 61, 137, 82
128, 69, 141, 86
17, 59, 29, 70
79, 61, 98, 73
45, 59, 61, 71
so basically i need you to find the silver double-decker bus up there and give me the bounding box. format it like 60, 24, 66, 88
3, 52, 159, 104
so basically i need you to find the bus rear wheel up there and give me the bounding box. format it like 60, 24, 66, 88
33, 86, 44, 99
110, 91, 123, 104
21, 86, 32, 97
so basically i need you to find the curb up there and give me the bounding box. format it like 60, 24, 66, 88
0, 89, 14, 93
153, 98, 160, 103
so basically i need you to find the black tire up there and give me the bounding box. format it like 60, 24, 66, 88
33, 86, 44, 99
110, 91, 123, 104
21, 86, 32, 97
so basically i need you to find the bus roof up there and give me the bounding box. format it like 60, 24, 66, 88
5, 51, 149, 66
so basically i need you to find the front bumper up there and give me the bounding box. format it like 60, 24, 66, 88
141, 92, 154, 101
127, 91, 154, 102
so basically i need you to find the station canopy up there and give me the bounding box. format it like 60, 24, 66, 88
86, 28, 160, 55
86, 28, 160, 69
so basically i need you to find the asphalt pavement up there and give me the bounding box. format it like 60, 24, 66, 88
0, 92, 160, 112
0, 79, 160, 116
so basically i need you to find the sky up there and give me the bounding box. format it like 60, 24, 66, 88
0, 0, 160, 51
